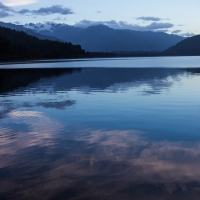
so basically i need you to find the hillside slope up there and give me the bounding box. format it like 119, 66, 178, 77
164, 35, 200, 56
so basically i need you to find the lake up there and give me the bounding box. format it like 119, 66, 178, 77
0, 57, 200, 199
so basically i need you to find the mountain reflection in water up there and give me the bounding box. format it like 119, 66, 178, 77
0, 68, 200, 200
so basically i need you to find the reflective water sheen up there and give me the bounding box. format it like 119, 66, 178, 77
1, 56, 200, 69
0, 66, 200, 200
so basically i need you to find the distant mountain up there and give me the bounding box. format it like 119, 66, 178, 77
24, 23, 185, 52
164, 35, 200, 56
0, 22, 62, 42
0, 26, 86, 61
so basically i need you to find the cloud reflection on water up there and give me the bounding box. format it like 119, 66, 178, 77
0, 68, 200, 199
0, 110, 63, 157
1, 123, 200, 199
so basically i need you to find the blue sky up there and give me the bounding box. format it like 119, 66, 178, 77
0, 0, 199, 36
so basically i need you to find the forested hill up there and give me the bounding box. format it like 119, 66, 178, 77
0, 26, 86, 61
164, 35, 200, 56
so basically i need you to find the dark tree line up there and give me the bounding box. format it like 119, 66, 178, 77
0, 26, 86, 61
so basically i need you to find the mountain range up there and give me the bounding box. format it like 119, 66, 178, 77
24, 23, 184, 52
0, 21, 200, 59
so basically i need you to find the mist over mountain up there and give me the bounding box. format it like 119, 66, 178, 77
0, 22, 62, 42
164, 35, 200, 56
23, 23, 184, 52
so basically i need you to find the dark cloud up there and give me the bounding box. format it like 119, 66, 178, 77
155, 29, 169, 33
0, 10, 10, 17
74, 20, 173, 32
0, 2, 10, 10
0, 3, 73, 17
145, 22, 173, 30
0, 2, 13, 18
53, 17, 67, 21
97, 11, 101, 13
172, 30, 182, 34
13, 21, 21, 25
53, 17, 62, 20
137, 16, 162, 21
18, 5, 73, 15
18, 9, 30, 14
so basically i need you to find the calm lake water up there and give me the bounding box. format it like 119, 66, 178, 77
1, 56, 200, 68
0, 57, 200, 199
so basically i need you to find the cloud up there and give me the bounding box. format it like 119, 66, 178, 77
74, 20, 173, 32
0, 2, 73, 17
53, 17, 67, 21
53, 17, 61, 20
18, 8, 30, 14
145, 22, 173, 30
172, 30, 182, 34
0, 2, 13, 17
136, 16, 162, 21
0, 10, 10, 17
18, 5, 74, 15
13, 21, 21, 25
2, 0, 37, 7
155, 29, 169, 33
0, 2, 9, 10
180, 32, 195, 37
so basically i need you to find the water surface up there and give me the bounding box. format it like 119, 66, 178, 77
1, 56, 200, 68
0, 62, 200, 199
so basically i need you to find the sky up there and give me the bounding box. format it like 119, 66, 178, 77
0, 0, 200, 36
